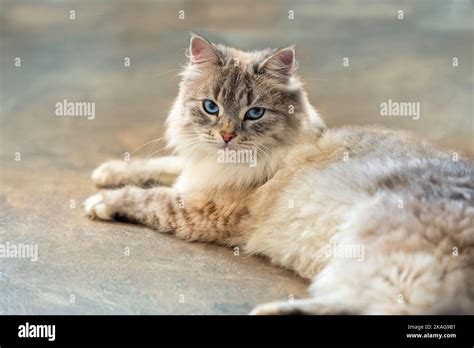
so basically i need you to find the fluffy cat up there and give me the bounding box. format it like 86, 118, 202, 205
85, 34, 474, 315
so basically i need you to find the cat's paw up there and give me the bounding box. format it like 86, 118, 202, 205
92, 160, 127, 188
84, 192, 114, 220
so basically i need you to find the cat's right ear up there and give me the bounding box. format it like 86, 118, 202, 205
189, 34, 220, 65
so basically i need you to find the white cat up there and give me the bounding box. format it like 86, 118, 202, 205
86, 34, 474, 314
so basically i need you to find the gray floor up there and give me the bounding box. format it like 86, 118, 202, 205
0, 0, 472, 314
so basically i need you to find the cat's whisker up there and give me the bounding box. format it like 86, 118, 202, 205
130, 137, 167, 155
257, 147, 274, 173
146, 137, 201, 158
300, 76, 327, 81
254, 143, 279, 177
153, 69, 183, 78
129, 137, 202, 172
243, 141, 269, 167
131, 131, 194, 164
128, 132, 197, 158
130, 133, 196, 158
242, 135, 280, 171
165, 137, 203, 156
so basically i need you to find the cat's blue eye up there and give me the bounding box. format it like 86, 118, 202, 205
203, 99, 219, 115
245, 107, 265, 120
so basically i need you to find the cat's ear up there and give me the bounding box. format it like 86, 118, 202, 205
259, 46, 296, 78
189, 33, 220, 65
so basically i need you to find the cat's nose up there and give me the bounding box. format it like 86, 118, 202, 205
220, 132, 236, 143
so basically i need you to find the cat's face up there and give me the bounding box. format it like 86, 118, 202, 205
168, 34, 309, 159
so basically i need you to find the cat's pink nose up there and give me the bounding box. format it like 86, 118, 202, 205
221, 132, 235, 143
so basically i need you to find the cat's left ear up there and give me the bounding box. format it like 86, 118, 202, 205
259, 46, 296, 78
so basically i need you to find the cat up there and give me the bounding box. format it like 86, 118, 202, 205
85, 34, 474, 315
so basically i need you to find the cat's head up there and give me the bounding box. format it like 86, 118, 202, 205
167, 34, 325, 165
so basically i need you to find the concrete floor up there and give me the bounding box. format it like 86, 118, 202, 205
0, 1, 472, 314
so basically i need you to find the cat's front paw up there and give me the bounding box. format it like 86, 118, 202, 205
84, 192, 114, 220
92, 160, 127, 188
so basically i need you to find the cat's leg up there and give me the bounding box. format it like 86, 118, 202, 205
92, 156, 184, 188
84, 185, 248, 242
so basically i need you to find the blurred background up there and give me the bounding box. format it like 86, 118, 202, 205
0, 0, 472, 314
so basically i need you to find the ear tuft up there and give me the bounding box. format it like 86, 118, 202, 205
189, 34, 220, 65
259, 46, 296, 78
